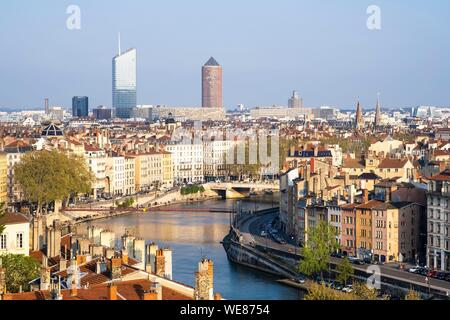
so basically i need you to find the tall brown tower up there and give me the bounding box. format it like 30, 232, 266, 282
374, 95, 381, 128
355, 101, 364, 130
202, 57, 223, 108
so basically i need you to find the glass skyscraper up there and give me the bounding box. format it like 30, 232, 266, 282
112, 48, 137, 119
72, 96, 89, 117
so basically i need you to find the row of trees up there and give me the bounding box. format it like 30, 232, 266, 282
299, 221, 422, 300
180, 185, 205, 195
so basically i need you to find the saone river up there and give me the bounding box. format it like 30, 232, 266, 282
80, 196, 303, 300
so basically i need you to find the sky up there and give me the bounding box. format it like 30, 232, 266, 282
0, 0, 450, 111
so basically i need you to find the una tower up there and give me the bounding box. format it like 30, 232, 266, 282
202, 57, 223, 109
113, 34, 137, 119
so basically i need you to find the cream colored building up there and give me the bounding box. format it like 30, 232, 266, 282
368, 136, 404, 157
0, 212, 30, 256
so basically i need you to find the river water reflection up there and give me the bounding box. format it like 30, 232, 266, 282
80, 197, 303, 300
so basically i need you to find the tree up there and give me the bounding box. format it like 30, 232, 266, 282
305, 281, 381, 301
405, 289, 422, 300
14, 150, 94, 216
352, 282, 380, 300
299, 221, 339, 281
304, 282, 352, 301
0, 254, 40, 293
337, 257, 354, 286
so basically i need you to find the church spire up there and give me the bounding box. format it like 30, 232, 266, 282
356, 100, 364, 130
375, 93, 382, 128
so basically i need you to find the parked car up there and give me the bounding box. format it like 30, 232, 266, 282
333, 282, 344, 291
436, 272, 446, 280
348, 257, 365, 265
427, 270, 438, 278
342, 285, 353, 293
445, 273, 450, 282
408, 266, 421, 274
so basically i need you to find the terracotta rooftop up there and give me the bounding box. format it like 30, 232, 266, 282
343, 159, 365, 169
6, 279, 192, 301
378, 159, 409, 169
0, 212, 30, 226
429, 169, 450, 182
357, 199, 384, 210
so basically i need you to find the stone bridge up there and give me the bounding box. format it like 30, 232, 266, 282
204, 182, 279, 199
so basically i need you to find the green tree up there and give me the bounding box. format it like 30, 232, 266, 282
304, 282, 352, 301
337, 257, 354, 286
299, 221, 339, 281
305, 281, 381, 301
0, 254, 40, 293
14, 150, 94, 216
352, 282, 380, 300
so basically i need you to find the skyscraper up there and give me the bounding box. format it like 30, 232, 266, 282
72, 96, 89, 118
355, 101, 364, 130
202, 57, 222, 109
288, 91, 303, 109
113, 35, 137, 119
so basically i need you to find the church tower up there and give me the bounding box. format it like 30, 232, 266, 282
355, 101, 364, 130
374, 94, 382, 129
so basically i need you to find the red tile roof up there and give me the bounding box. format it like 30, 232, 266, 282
378, 159, 409, 169
0, 212, 30, 226
6, 279, 192, 300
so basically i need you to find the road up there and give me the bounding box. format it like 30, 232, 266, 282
238, 212, 450, 294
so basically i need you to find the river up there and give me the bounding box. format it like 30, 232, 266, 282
79, 196, 303, 300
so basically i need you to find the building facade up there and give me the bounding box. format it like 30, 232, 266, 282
202, 57, 222, 109
72, 96, 89, 118
113, 48, 137, 119
427, 170, 450, 271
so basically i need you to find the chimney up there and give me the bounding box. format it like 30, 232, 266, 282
155, 250, 165, 278
70, 285, 78, 297
110, 257, 122, 280
349, 185, 355, 204
363, 189, 369, 204
108, 284, 118, 301
59, 258, 67, 272
385, 188, 391, 203
344, 172, 350, 187
121, 250, 129, 265
143, 290, 159, 301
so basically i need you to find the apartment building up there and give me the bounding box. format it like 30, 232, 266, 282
427, 170, 450, 271
165, 142, 204, 185
84, 144, 107, 198
105, 156, 125, 196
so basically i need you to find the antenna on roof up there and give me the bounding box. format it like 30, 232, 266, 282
118, 32, 121, 56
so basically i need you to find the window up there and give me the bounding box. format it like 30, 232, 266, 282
0, 234, 6, 250
16, 233, 24, 249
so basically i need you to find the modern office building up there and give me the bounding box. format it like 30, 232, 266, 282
202, 57, 222, 109
93, 106, 113, 120
72, 96, 89, 118
288, 91, 303, 109
113, 43, 137, 119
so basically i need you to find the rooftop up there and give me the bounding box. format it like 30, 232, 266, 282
204, 57, 220, 67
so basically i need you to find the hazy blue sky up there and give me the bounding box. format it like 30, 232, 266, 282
1, 0, 449, 110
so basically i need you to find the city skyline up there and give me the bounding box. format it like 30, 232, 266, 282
1, 1, 450, 110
